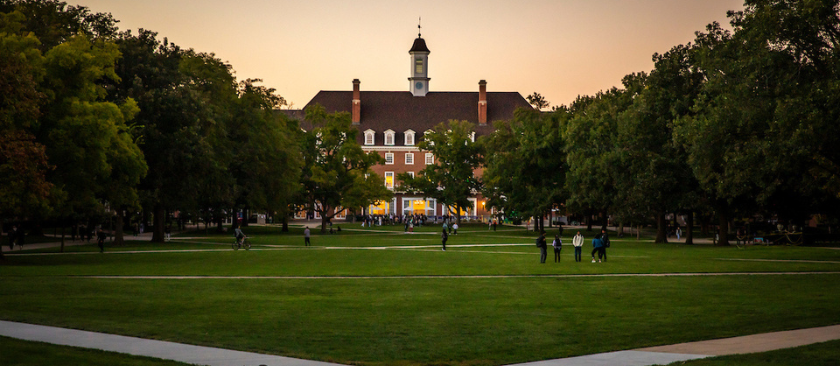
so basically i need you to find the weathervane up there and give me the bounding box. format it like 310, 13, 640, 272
418, 17, 422, 37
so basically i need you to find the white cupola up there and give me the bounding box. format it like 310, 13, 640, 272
408, 23, 430, 97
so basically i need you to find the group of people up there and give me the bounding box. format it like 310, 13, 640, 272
536, 229, 610, 263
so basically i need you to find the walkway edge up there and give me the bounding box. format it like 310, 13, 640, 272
0, 320, 347, 366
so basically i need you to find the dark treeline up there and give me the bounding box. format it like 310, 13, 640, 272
0, 0, 390, 257
482, 0, 840, 244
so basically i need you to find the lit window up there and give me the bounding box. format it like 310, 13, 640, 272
405, 153, 414, 165
425, 153, 434, 165
364, 130, 375, 145
415, 58, 423, 73
385, 129, 395, 146
385, 172, 394, 189
385, 153, 394, 165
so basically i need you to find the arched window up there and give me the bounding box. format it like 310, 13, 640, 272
404, 130, 415, 146
364, 130, 375, 145
384, 129, 395, 146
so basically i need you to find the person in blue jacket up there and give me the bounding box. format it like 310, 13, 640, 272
591, 234, 603, 263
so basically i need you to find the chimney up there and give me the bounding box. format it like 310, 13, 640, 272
352, 79, 361, 124
478, 80, 487, 125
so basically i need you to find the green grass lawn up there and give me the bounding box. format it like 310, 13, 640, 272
2, 224, 839, 366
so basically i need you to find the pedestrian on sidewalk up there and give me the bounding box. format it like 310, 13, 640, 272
304, 226, 311, 246
441, 228, 448, 251
552, 234, 562, 262
537, 231, 547, 263
573, 231, 584, 262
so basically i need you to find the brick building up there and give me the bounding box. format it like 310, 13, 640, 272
288, 32, 532, 219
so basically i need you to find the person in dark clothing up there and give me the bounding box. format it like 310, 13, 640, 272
600, 229, 610, 262
97, 228, 107, 253
537, 231, 548, 263
441, 228, 448, 251
552, 234, 562, 262
7, 225, 17, 250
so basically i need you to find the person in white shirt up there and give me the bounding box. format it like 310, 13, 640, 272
572, 231, 584, 262
453, 223, 459, 235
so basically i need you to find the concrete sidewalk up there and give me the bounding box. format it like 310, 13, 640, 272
0, 320, 347, 366
2, 320, 840, 366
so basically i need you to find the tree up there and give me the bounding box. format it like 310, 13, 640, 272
483, 107, 567, 231
398, 120, 482, 226
228, 79, 301, 227
300, 105, 391, 233
614, 45, 706, 243
526, 92, 550, 111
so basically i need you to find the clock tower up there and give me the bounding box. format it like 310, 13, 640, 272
408, 24, 430, 97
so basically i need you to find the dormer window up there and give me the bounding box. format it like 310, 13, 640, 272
404, 130, 415, 146
364, 129, 375, 145
384, 129, 395, 146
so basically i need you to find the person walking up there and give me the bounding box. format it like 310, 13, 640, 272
96, 228, 107, 253
441, 228, 448, 251
453, 223, 459, 235
573, 231, 584, 262
552, 234, 562, 262
600, 228, 610, 262
591, 234, 603, 263
537, 231, 548, 263
492, 219, 497, 232
8, 225, 17, 250
304, 226, 311, 246
676, 226, 682, 241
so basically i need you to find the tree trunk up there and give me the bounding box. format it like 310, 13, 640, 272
320, 209, 330, 233
60, 224, 65, 253
685, 211, 694, 245
618, 222, 624, 236
655, 212, 668, 243
281, 214, 289, 232
586, 213, 593, 232
700, 214, 709, 236
601, 210, 608, 231
114, 209, 125, 246
717, 210, 730, 246
455, 204, 462, 227
242, 208, 249, 227
152, 205, 166, 242
636, 224, 640, 240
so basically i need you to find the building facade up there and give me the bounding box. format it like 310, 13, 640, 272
291, 33, 532, 220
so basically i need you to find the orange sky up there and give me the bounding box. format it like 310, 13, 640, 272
73, 0, 745, 109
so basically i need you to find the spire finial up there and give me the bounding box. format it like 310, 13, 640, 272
418, 17, 421, 37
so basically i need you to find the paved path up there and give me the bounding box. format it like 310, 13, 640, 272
2, 320, 840, 366
0, 320, 347, 366
506, 324, 840, 366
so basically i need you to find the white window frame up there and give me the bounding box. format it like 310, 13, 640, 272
384, 129, 395, 146
408, 171, 415, 178
470, 132, 476, 143
425, 153, 434, 165
385, 171, 394, 189
405, 152, 414, 165
404, 130, 415, 146
385, 153, 394, 165
364, 129, 375, 145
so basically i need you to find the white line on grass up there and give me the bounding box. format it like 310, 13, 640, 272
73, 272, 840, 280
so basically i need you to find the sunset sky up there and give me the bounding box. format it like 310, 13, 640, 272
72, 0, 745, 109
